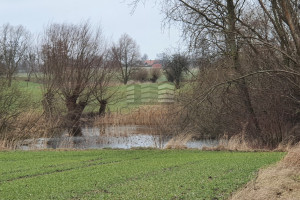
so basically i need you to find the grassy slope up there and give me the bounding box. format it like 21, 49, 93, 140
15, 69, 194, 114
17, 81, 43, 103
0, 150, 285, 200
17, 79, 176, 114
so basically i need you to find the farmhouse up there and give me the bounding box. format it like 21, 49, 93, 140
144, 60, 162, 68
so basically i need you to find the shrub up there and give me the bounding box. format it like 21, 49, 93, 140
162, 53, 189, 89
0, 80, 32, 138
149, 68, 162, 83
177, 55, 300, 149
132, 68, 149, 82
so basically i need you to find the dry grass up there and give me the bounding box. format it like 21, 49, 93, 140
94, 105, 187, 148
202, 122, 257, 151
94, 105, 174, 126
219, 133, 253, 151
0, 111, 62, 150
281, 144, 300, 168
230, 144, 300, 200
94, 105, 179, 136
164, 133, 194, 149
203, 134, 296, 152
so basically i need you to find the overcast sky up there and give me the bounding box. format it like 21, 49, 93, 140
0, 0, 182, 59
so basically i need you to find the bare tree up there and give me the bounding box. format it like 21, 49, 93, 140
24, 46, 39, 83
112, 33, 141, 84
256, 0, 300, 64
41, 22, 105, 136
161, 52, 189, 89
141, 53, 148, 62
132, 1, 263, 135
0, 79, 31, 138
130, 0, 300, 147
0, 24, 31, 86
92, 50, 119, 116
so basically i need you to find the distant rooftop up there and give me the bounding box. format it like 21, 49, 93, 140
144, 60, 162, 68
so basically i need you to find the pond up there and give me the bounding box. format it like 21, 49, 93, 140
18, 126, 219, 150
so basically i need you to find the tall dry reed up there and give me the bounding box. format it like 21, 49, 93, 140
0, 111, 62, 150
94, 105, 179, 135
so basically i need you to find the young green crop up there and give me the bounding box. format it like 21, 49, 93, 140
0, 150, 284, 200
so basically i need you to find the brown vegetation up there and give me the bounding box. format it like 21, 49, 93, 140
40, 22, 107, 136
164, 133, 194, 149
94, 105, 172, 126
131, 0, 300, 149
149, 68, 162, 83
230, 144, 300, 200
94, 105, 181, 136
0, 1, 299, 153
0, 111, 62, 150
131, 68, 149, 82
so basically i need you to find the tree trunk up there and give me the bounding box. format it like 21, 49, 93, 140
65, 95, 87, 136
42, 92, 55, 118
7, 74, 12, 87
226, 0, 262, 141
238, 78, 263, 141
279, 0, 300, 59
123, 77, 128, 85
175, 79, 180, 89
98, 100, 107, 116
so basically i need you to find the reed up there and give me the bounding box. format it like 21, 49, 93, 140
94, 105, 178, 135
0, 110, 62, 150
164, 133, 194, 149
94, 105, 172, 125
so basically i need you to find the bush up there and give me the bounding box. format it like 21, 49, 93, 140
132, 68, 149, 82
0, 80, 32, 138
163, 53, 189, 89
177, 54, 300, 149
149, 68, 162, 83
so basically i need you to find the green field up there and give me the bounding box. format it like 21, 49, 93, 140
16, 79, 180, 113
15, 69, 195, 114
0, 150, 284, 200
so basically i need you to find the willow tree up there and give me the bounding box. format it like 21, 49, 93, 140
41, 22, 105, 136
92, 50, 119, 116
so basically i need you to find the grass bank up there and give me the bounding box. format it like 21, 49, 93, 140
0, 150, 284, 200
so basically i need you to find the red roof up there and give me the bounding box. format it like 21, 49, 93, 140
152, 63, 162, 68
144, 60, 162, 68
144, 60, 156, 65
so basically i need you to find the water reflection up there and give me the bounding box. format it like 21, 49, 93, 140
18, 126, 219, 150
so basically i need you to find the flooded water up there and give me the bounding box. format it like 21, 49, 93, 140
18, 126, 219, 150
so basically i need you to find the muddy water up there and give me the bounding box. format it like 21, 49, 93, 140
18, 126, 219, 150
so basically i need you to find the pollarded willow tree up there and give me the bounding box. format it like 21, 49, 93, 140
92, 49, 119, 116
40, 22, 106, 136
